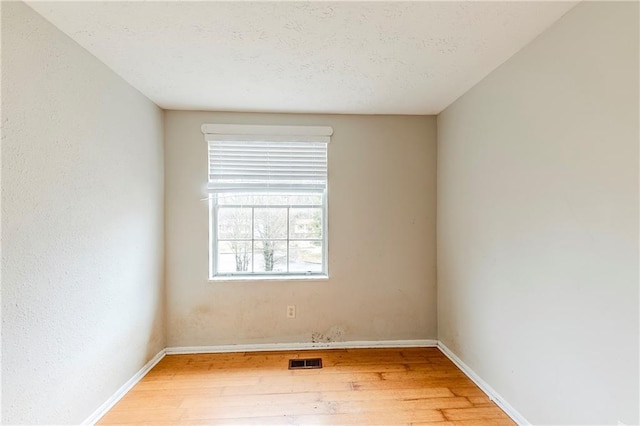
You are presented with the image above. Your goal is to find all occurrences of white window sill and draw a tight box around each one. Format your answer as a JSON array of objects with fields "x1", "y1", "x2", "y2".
[{"x1": 209, "y1": 274, "x2": 329, "y2": 283}]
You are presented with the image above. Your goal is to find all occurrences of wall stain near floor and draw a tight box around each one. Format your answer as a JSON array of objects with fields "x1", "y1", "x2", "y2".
[
  {"x1": 311, "y1": 325, "x2": 346, "y2": 343},
  {"x1": 171, "y1": 304, "x2": 219, "y2": 342}
]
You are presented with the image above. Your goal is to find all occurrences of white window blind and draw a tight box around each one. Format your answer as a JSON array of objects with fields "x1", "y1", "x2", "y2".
[
  {"x1": 203, "y1": 124, "x2": 332, "y2": 193},
  {"x1": 208, "y1": 140, "x2": 327, "y2": 192}
]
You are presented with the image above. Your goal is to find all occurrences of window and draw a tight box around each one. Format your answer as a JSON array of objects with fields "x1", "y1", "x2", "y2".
[{"x1": 202, "y1": 124, "x2": 332, "y2": 279}]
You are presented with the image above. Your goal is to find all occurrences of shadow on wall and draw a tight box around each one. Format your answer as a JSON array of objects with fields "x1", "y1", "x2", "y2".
[{"x1": 145, "y1": 301, "x2": 166, "y2": 360}]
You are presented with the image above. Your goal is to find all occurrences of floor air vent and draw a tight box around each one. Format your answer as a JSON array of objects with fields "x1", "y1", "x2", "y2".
[{"x1": 288, "y1": 358, "x2": 323, "y2": 370}]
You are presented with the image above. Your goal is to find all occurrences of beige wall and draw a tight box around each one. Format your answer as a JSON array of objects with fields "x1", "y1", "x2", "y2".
[
  {"x1": 165, "y1": 111, "x2": 437, "y2": 346},
  {"x1": 437, "y1": 2, "x2": 639, "y2": 424},
  {"x1": 1, "y1": 2, "x2": 165, "y2": 424}
]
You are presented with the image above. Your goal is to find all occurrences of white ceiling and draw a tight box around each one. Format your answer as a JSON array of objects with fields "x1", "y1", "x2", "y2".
[{"x1": 27, "y1": 1, "x2": 576, "y2": 115}]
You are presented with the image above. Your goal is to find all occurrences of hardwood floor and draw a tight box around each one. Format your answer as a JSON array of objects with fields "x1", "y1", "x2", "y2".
[{"x1": 98, "y1": 348, "x2": 515, "y2": 425}]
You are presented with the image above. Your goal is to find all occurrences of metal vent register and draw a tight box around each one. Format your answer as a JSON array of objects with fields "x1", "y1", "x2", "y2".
[{"x1": 288, "y1": 358, "x2": 323, "y2": 370}]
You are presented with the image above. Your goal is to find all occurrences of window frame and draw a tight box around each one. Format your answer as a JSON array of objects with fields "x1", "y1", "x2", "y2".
[
  {"x1": 208, "y1": 190, "x2": 328, "y2": 280},
  {"x1": 202, "y1": 124, "x2": 332, "y2": 281}
]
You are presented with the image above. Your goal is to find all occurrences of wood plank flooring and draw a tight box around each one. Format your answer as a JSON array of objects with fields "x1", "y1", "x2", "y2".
[{"x1": 98, "y1": 348, "x2": 515, "y2": 425}]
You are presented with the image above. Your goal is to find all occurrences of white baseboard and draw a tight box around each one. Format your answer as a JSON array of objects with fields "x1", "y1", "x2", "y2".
[
  {"x1": 165, "y1": 339, "x2": 438, "y2": 355},
  {"x1": 82, "y1": 349, "x2": 166, "y2": 426},
  {"x1": 437, "y1": 342, "x2": 529, "y2": 426}
]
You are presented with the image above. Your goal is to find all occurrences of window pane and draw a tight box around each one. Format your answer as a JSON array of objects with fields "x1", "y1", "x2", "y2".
[
  {"x1": 254, "y1": 208, "x2": 287, "y2": 239},
  {"x1": 289, "y1": 208, "x2": 322, "y2": 239},
  {"x1": 254, "y1": 241, "x2": 287, "y2": 272},
  {"x1": 217, "y1": 207, "x2": 251, "y2": 239},
  {"x1": 217, "y1": 192, "x2": 322, "y2": 206},
  {"x1": 283, "y1": 194, "x2": 323, "y2": 206},
  {"x1": 289, "y1": 241, "x2": 323, "y2": 273},
  {"x1": 217, "y1": 241, "x2": 252, "y2": 273},
  {"x1": 211, "y1": 190, "x2": 326, "y2": 277},
  {"x1": 216, "y1": 193, "x2": 261, "y2": 205}
]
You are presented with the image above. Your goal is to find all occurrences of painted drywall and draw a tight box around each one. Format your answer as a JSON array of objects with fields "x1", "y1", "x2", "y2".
[
  {"x1": 437, "y1": 2, "x2": 639, "y2": 425},
  {"x1": 1, "y1": 2, "x2": 165, "y2": 424},
  {"x1": 165, "y1": 111, "x2": 436, "y2": 346}
]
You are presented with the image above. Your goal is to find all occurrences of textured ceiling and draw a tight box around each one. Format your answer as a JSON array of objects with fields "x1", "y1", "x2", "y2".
[{"x1": 27, "y1": 1, "x2": 577, "y2": 115}]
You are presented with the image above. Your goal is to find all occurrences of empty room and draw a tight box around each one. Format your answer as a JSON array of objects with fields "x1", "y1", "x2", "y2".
[{"x1": 1, "y1": 1, "x2": 638, "y2": 425}]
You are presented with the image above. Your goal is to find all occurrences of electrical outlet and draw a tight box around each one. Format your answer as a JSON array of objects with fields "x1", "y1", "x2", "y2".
[{"x1": 287, "y1": 305, "x2": 296, "y2": 318}]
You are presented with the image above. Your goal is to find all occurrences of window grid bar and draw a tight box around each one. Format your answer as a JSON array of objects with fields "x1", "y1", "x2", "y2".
[
  {"x1": 217, "y1": 239, "x2": 322, "y2": 242},
  {"x1": 217, "y1": 204, "x2": 320, "y2": 209},
  {"x1": 216, "y1": 272, "x2": 325, "y2": 277}
]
